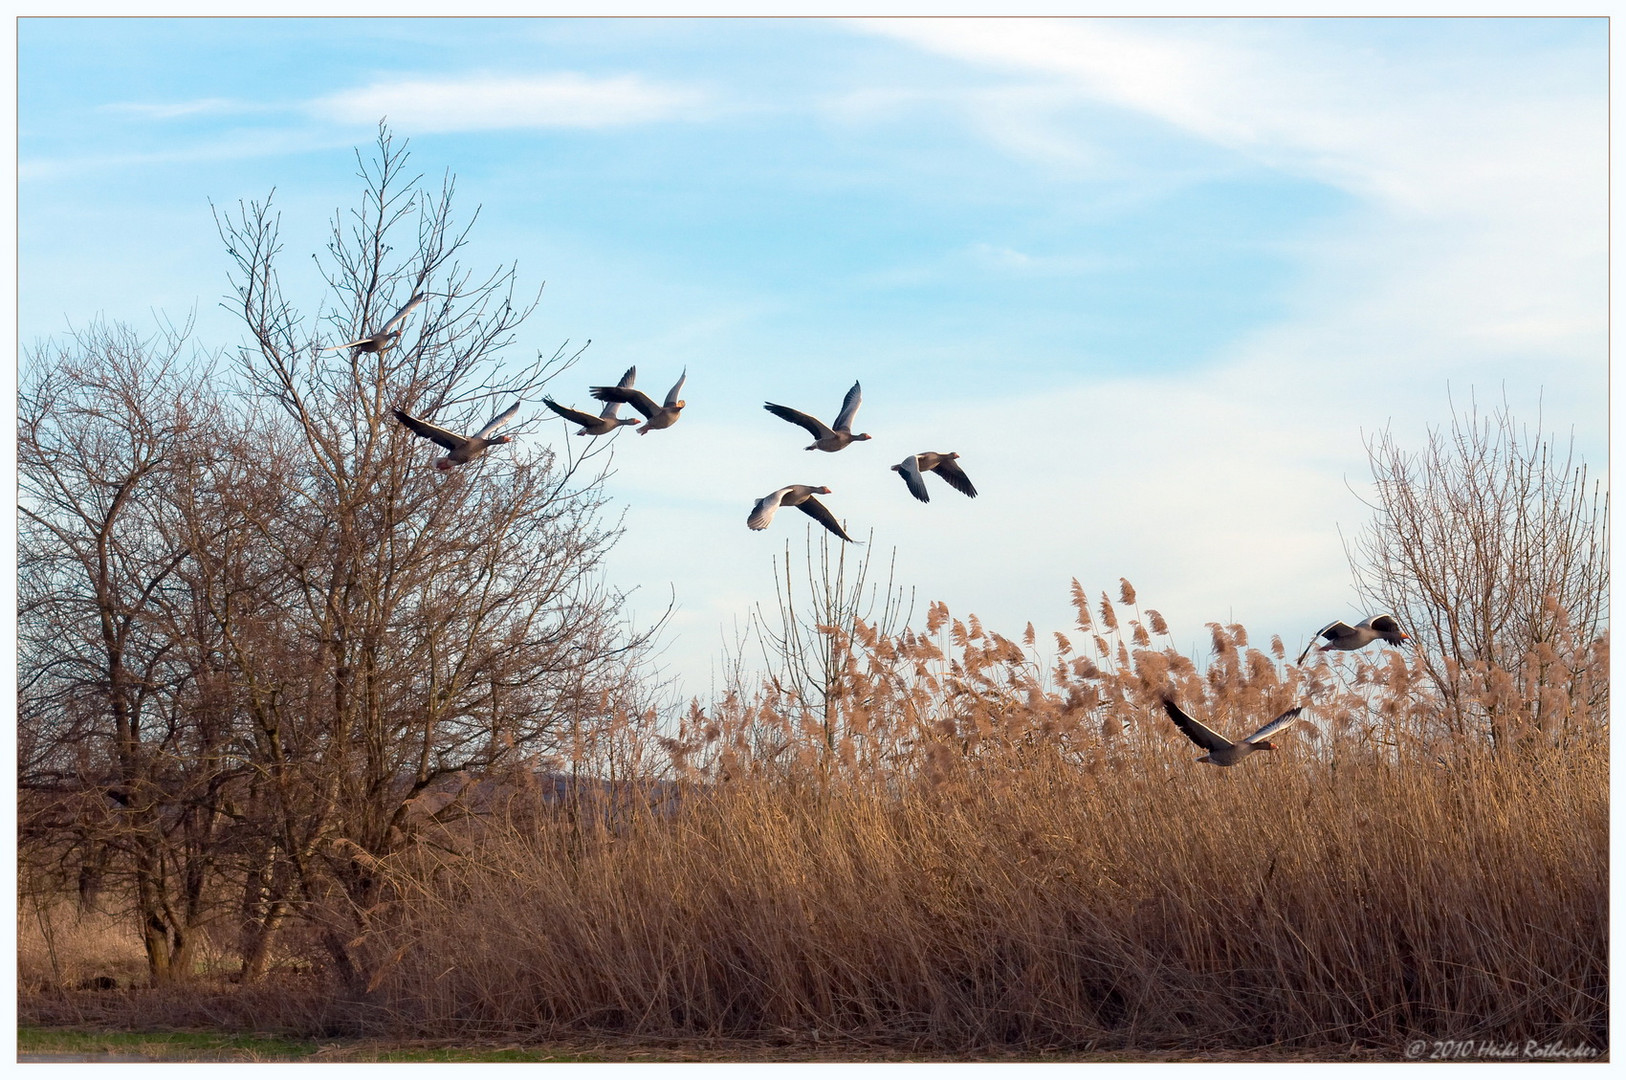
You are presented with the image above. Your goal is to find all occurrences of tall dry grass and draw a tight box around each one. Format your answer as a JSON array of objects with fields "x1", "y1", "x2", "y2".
[
  {"x1": 339, "y1": 582, "x2": 1606, "y2": 1053},
  {"x1": 364, "y1": 741, "x2": 1603, "y2": 1052},
  {"x1": 17, "y1": 898, "x2": 149, "y2": 993},
  {"x1": 19, "y1": 581, "x2": 1606, "y2": 1055}
]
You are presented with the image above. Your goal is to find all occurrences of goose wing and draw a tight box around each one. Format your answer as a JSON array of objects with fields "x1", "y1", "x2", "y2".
[
  {"x1": 474, "y1": 401, "x2": 521, "y2": 440},
  {"x1": 1244, "y1": 706, "x2": 1305, "y2": 744},
  {"x1": 747, "y1": 487, "x2": 794, "y2": 531},
  {"x1": 832, "y1": 380, "x2": 862, "y2": 433},
  {"x1": 796, "y1": 495, "x2": 855, "y2": 542},
  {"x1": 764, "y1": 403, "x2": 835, "y2": 440},
  {"x1": 379, "y1": 291, "x2": 428, "y2": 334},
  {"x1": 543, "y1": 398, "x2": 606, "y2": 427},
  {"x1": 1366, "y1": 614, "x2": 1408, "y2": 642},
  {"x1": 663, "y1": 369, "x2": 687, "y2": 408},
  {"x1": 393, "y1": 409, "x2": 466, "y2": 452},
  {"x1": 930, "y1": 456, "x2": 978, "y2": 498},
  {"x1": 1161, "y1": 696, "x2": 1233, "y2": 753},
  {"x1": 1296, "y1": 620, "x2": 1355, "y2": 663},
  {"x1": 599, "y1": 366, "x2": 637, "y2": 418},
  {"x1": 591, "y1": 385, "x2": 659, "y2": 418},
  {"x1": 894, "y1": 456, "x2": 930, "y2": 502},
  {"x1": 1317, "y1": 620, "x2": 1357, "y2": 641}
]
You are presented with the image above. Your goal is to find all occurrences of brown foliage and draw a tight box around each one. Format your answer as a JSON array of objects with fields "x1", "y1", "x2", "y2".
[{"x1": 192, "y1": 575, "x2": 1600, "y2": 1051}]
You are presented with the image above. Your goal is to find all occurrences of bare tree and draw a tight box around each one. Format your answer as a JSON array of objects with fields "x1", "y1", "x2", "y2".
[
  {"x1": 1347, "y1": 393, "x2": 1608, "y2": 747},
  {"x1": 751, "y1": 529, "x2": 913, "y2": 773},
  {"x1": 211, "y1": 125, "x2": 659, "y2": 990},
  {"x1": 20, "y1": 126, "x2": 663, "y2": 990},
  {"x1": 18, "y1": 317, "x2": 232, "y2": 984}
]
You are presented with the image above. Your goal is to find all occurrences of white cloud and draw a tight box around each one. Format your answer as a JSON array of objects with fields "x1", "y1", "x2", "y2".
[
  {"x1": 962, "y1": 241, "x2": 1115, "y2": 276},
  {"x1": 847, "y1": 18, "x2": 1604, "y2": 416},
  {"x1": 852, "y1": 240, "x2": 1113, "y2": 290},
  {"x1": 19, "y1": 128, "x2": 359, "y2": 181},
  {"x1": 31, "y1": 70, "x2": 711, "y2": 180},
  {"x1": 858, "y1": 19, "x2": 1258, "y2": 156},
  {"x1": 101, "y1": 98, "x2": 256, "y2": 120},
  {"x1": 311, "y1": 72, "x2": 710, "y2": 132},
  {"x1": 861, "y1": 19, "x2": 1604, "y2": 212}
]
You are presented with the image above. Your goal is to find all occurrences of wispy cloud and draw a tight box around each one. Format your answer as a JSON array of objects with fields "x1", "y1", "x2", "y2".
[
  {"x1": 856, "y1": 17, "x2": 1604, "y2": 391},
  {"x1": 101, "y1": 97, "x2": 262, "y2": 120},
  {"x1": 858, "y1": 19, "x2": 1261, "y2": 149},
  {"x1": 859, "y1": 18, "x2": 1603, "y2": 213},
  {"x1": 963, "y1": 241, "x2": 1112, "y2": 276},
  {"x1": 310, "y1": 72, "x2": 711, "y2": 132},
  {"x1": 858, "y1": 241, "x2": 1112, "y2": 289},
  {"x1": 20, "y1": 128, "x2": 358, "y2": 181},
  {"x1": 30, "y1": 70, "x2": 716, "y2": 180}
]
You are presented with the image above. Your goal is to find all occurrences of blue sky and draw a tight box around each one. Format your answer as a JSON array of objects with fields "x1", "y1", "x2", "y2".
[{"x1": 18, "y1": 16, "x2": 1608, "y2": 697}]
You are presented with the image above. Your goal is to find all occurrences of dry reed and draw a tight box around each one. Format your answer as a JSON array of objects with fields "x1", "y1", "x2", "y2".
[
  {"x1": 360, "y1": 741, "x2": 1602, "y2": 1053},
  {"x1": 346, "y1": 583, "x2": 1606, "y2": 1054},
  {"x1": 19, "y1": 582, "x2": 1607, "y2": 1056}
]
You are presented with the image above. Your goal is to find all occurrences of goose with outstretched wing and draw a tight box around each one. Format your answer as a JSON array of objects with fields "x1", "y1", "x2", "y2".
[
  {"x1": 591, "y1": 369, "x2": 686, "y2": 434},
  {"x1": 764, "y1": 380, "x2": 871, "y2": 452},
  {"x1": 329, "y1": 291, "x2": 429, "y2": 355},
  {"x1": 1295, "y1": 614, "x2": 1409, "y2": 665},
  {"x1": 892, "y1": 451, "x2": 978, "y2": 503},
  {"x1": 393, "y1": 401, "x2": 521, "y2": 470},
  {"x1": 747, "y1": 485, "x2": 856, "y2": 543},
  {"x1": 543, "y1": 366, "x2": 640, "y2": 436},
  {"x1": 1161, "y1": 696, "x2": 1305, "y2": 767}
]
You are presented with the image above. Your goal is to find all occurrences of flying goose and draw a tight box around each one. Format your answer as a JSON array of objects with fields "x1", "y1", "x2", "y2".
[
  {"x1": 591, "y1": 369, "x2": 686, "y2": 434},
  {"x1": 891, "y1": 451, "x2": 978, "y2": 503},
  {"x1": 1161, "y1": 696, "x2": 1305, "y2": 767},
  {"x1": 763, "y1": 381, "x2": 871, "y2": 452},
  {"x1": 543, "y1": 366, "x2": 640, "y2": 435},
  {"x1": 328, "y1": 291, "x2": 428, "y2": 355},
  {"x1": 393, "y1": 401, "x2": 521, "y2": 471},
  {"x1": 747, "y1": 485, "x2": 855, "y2": 542},
  {"x1": 1295, "y1": 614, "x2": 1410, "y2": 665}
]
